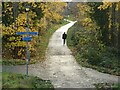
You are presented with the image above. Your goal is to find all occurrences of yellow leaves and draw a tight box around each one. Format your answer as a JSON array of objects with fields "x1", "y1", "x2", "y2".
[
  {"x1": 43, "y1": 8, "x2": 51, "y2": 19},
  {"x1": 2, "y1": 24, "x2": 15, "y2": 36},
  {"x1": 17, "y1": 42, "x2": 26, "y2": 47},
  {"x1": 98, "y1": 0, "x2": 119, "y2": 10},
  {"x1": 3, "y1": 2, "x2": 66, "y2": 58},
  {"x1": 108, "y1": 13, "x2": 112, "y2": 29},
  {"x1": 77, "y1": 3, "x2": 91, "y2": 16},
  {"x1": 16, "y1": 13, "x2": 26, "y2": 26},
  {"x1": 41, "y1": 3, "x2": 46, "y2": 10},
  {"x1": 18, "y1": 50, "x2": 22, "y2": 56},
  {"x1": 18, "y1": 48, "x2": 25, "y2": 56},
  {"x1": 31, "y1": 2, "x2": 37, "y2": 8},
  {"x1": 84, "y1": 18, "x2": 92, "y2": 23},
  {"x1": 77, "y1": 3, "x2": 99, "y2": 31},
  {"x1": 81, "y1": 18, "x2": 92, "y2": 26},
  {"x1": 30, "y1": 27, "x2": 37, "y2": 32},
  {"x1": 116, "y1": 3, "x2": 119, "y2": 10},
  {"x1": 29, "y1": 43, "x2": 35, "y2": 51},
  {"x1": 2, "y1": 25, "x2": 7, "y2": 36},
  {"x1": 29, "y1": 11, "x2": 37, "y2": 19},
  {"x1": 42, "y1": 2, "x2": 65, "y2": 23},
  {"x1": 81, "y1": 17, "x2": 98, "y2": 31},
  {"x1": 98, "y1": 2, "x2": 112, "y2": 10},
  {"x1": 9, "y1": 42, "x2": 26, "y2": 47},
  {"x1": 16, "y1": 11, "x2": 37, "y2": 32},
  {"x1": 52, "y1": 13, "x2": 62, "y2": 22},
  {"x1": 8, "y1": 7, "x2": 12, "y2": 12},
  {"x1": 116, "y1": 2, "x2": 120, "y2": 11},
  {"x1": 9, "y1": 37, "x2": 15, "y2": 41},
  {"x1": 39, "y1": 17, "x2": 47, "y2": 30},
  {"x1": 18, "y1": 26, "x2": 26, "y2": 32}
]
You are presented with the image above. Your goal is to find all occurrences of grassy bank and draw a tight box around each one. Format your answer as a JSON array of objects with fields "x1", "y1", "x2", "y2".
[
  {"x1": 67, "y1": 22, "x2": 119, "y2": 76},
  {"x1": 94, "y1": 83, "x2": 120, "y2": 90},
  {"x1": 2, "y1": 72, "x2": 54, "y2": 89},
  {"x1": 2, "y1": 20, "x2": 68, "y2": 65}
]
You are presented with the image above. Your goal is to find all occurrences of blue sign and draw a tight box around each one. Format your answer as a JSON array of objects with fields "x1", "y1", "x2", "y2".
[
  {"x1": 16, "y1": 32, "x2": 26, "y2": 35},
  {"x1": 28, "y1": 32, "x2": 38, "y2": 35},
  {"x1": 22, "y1": 37, "x2": 32, "y2": 41},
  {"x1": 16, "y1": 32, "x2": 38, "y2": 35}
]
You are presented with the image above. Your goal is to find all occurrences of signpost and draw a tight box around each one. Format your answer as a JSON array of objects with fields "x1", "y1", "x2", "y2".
[
  {"x1": 16, "y1": 31, "x2": 38, "y2": 78},
  {"x1": 22, "y1": 37, "x2": 32, "y2": 41},
  {"x1": 16, "y1": 5, "x2": 38, "y2": 78}
]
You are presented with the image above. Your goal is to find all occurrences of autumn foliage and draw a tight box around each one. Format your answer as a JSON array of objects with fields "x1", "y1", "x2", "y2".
[{"x1": 2, "y1": 2, "x2": 66, "y2": 59}]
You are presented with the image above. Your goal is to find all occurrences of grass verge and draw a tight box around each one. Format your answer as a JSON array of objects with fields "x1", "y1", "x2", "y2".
[
  {"x1": 94, "y1": 83, "x2": 120, "y2": 90},
  {"x1": 2, "y1": 59, "x2": 35, "y2": 66},
  {"x1": 2, "y1": 72, "x2": 54, "y2": 89}
]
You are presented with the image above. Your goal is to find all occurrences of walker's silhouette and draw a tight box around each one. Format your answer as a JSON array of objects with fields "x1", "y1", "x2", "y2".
[{"x1": 62, "y1": 32, "x2": 67, "y2": 45}]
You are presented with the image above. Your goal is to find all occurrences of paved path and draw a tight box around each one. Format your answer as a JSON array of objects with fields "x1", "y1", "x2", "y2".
[{"x1": 3, "y1": 21, "x2": 119, "y2": 88}]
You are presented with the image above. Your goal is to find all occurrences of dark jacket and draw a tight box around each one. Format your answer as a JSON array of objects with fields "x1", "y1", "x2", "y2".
[{"x1": 62, "y1": 33, "x2": 67, "y2": 39}]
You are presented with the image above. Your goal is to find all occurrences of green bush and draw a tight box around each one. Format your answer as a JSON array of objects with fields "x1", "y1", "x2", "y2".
[
  {"x1": 94, "y1": 83, "x2": 120, "y2": 90},
  {"x1": 67, "y1": 22, "x2": 120, "y2": 75}
]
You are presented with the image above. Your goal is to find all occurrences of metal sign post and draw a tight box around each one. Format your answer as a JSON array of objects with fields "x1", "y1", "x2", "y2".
[{"x1": 16, "y1": 6, "x2": 38, "y2": 78}]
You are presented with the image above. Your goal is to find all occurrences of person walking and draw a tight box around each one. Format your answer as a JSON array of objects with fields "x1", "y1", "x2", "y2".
[{"x1": 62, "y1": 32, "x2": 67, "y2": 45}]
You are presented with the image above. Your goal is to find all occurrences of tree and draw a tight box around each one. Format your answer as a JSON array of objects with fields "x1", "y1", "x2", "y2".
[
  {"x1": 118, "y1": 2, "x2": 120, "y2": 51},
  {"x1": 2, "y1": 2, "x2": 66, "y2": 59}
]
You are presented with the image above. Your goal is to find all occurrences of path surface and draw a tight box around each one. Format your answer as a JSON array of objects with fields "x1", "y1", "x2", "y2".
[{"x1": 3, "y1": 21, "x2": 119, "y2": 88}]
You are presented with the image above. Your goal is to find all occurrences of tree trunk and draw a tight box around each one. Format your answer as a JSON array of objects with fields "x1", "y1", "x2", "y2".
[
  {"x1": 111, "y1": 3, "x2": 117, "y2": 48},
  {"x1": 13, "y1": 2, "x2": 18, "y2": 58},
  {"x1": 13, "y1": 2, "x2": 18, "y2": 22},
  {"x1": 118, "y1": 2, "x2": 120, "y2": 51}
]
